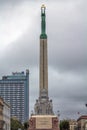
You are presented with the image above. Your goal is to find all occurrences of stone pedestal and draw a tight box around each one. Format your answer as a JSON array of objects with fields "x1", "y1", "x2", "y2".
[{"x1": 28, "y1": 115, "x2": 59, "y2": 130}]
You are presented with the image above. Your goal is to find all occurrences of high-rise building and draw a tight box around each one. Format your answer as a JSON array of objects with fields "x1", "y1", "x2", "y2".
[{"x1": 0, "y1": 70, "x2": 29, "y2": 123}]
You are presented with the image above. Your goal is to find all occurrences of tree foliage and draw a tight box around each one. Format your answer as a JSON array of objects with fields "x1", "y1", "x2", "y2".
[
  {"x1": 11, "y1": 118, "x2": 24, "y2": 130},
  {"x1": 24, "y1": 121, "x2": 29, "y2": 130},
  {"x1": 60, "y1": 120, "x2": 69, "y2": 130}
]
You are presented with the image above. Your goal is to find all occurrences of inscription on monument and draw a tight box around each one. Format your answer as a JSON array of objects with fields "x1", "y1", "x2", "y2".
[{"x1": 36, "y1": 117, "x2": 52, "y2": 129}]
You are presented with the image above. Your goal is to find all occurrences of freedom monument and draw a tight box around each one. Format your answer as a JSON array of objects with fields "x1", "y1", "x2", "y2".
[{"x1": 28, "y1": 5, "x2": 59, "y2": 130}]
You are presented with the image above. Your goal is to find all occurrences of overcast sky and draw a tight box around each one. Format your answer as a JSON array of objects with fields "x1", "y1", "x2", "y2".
[{"x1": 0, "y1": 0, "x2": 87, "y2": 120}]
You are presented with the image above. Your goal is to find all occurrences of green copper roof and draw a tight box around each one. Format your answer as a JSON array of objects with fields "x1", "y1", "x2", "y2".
[{"x1": 40, "y1": 5, "x2": 47, "y2": 39}]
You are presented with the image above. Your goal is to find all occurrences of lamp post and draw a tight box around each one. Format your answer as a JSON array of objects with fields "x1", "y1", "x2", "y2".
[
  {"x1": 57, "y1": 110, "x2": 60, "y2": 130},
  {"x1": 31, "y1": 110, "x2": 33, "y2": 116},
  {"x1": 57, "y1": 110, "x2": 60, "y2": 117}
]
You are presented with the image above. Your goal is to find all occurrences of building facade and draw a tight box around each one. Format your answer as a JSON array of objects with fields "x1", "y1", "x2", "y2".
[
  {"x1": 0, "y1": 70, "x2": 29, "y2": 123},
  {"x1": 0, "y1": 97, "x2": 10, "y2": 130},
  {"x1": 0, "y1": 97, "x2": 4, "y2": 130},
  {"x1": 77, "y1": 115, "x2": 87, "y2": 130},
  {"x1": 3, "y1": 101, "x2": 10, "y2": 130},
  {"x1": 69, "y1": 119, "x2": 77, "y2": 130}
]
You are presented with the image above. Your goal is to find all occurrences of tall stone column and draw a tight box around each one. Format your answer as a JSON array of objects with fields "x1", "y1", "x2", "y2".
[
  {"x1": 28, "y1": 5, "x2": 59, "y2": 130},
  {"x1": 40, "y1": 39, "x2": 48, "y2": 98},
  {"x1": 34, "y1": 5, "x2": 53, "y2": 115},
  {"x1": 39, "y1": 5, "x2": 48, "y2": 99}
]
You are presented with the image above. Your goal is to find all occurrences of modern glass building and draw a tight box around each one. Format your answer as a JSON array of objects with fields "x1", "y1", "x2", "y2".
[{"x1": 0, "y1": 70, "x2": 29, "y2": 123}]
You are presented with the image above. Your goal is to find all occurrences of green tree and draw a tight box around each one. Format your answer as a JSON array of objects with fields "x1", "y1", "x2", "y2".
[
  {"x1": 11, "y1": 117, "x2": 24, "y2": 130},
  {"x1": 24, "y1": 121, "x2": 29, "y2": 130},
  {"x1": 60, "y1": 120, "x2": 69, "y2": 130}
]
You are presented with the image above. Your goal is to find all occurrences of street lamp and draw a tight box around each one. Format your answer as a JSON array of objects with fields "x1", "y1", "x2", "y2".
[
  {"x1": 31, "y1": 110, "x2": 33, "y2": 116},
  {"x1": 57, "y1": 110, "x2": 60, "y2": 130},
  {"x1": 57, "y1": 110, "x2": 60, "y2": 117}
]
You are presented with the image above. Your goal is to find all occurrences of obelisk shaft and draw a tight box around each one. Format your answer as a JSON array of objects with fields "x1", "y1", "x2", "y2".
[
  {"x1": 39, "y1": 5, "x2": 48, "y2": 98},
  {"x1": 40, "y1": 39, "x2": 48, "y2": 97},
  {"x1": 34, "y1": 5, "x2": 53, "y2": 115}
]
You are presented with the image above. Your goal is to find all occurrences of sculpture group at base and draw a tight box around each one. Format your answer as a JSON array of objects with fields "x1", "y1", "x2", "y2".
[{"x1": 34, "y1": 98, "x2": 53, "y2": 115}]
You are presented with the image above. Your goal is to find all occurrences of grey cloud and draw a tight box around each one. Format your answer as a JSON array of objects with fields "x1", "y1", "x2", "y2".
[
  {"x1": 0, "y1": 0, "x2": 87, "y2": 119},
  {"x1": 47, "y1": 1, "x2": 87, "y2": 72},
  {"x1": 51, "y1": 22, "x2": 86, "y2": 73}
]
